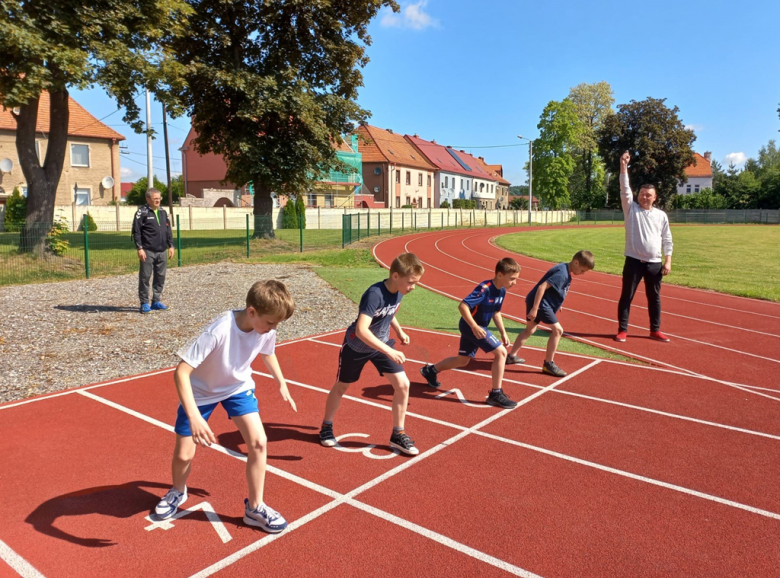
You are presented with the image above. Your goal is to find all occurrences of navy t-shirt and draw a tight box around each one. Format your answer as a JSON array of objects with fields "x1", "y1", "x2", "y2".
[
  {"x1": 345, "y1": 281, "x2": 402, "y2": 353},
  {"x1": 461, "y1": 280, "x2": 506, "y2": 329},
  {"x1": 525, "y1": 263, "x2": 572, "y2": 314}
]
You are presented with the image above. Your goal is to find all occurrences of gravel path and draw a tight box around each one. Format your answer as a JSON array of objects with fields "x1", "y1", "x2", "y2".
[{"x1": 0, "y1": 263, "x2": 357, "y2": 403}]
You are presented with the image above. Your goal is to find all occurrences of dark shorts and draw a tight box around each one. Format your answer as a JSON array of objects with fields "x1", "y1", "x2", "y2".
[
  {"x1": 337, "y1": 340, "x2": 404, "y2": 384},
  {"x1": 174, "y1": 389, "x2": 258, "y2": 436},
  {"x1": 459, "y1": 327, "x2": 502, "y2": 358},
  {"x1": 526, "y1": 301, "x2": 558, "y2": 325}
]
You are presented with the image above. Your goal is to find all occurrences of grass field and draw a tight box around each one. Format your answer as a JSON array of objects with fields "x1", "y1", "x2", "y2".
[
  {"x1": 494, "y1": 225, "x2": 780, "y2": 302},
  {"x1": 316, "y1": 266, "x2": 632, "y2": 362}
]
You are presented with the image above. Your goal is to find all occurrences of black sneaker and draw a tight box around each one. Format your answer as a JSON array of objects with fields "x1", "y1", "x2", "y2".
[
  {"x1": 389, "y1": 431, "x2": 419, "y2": 456},
  {"x1": 506, "y1": 354, "x2": 525, "y2": 365},
  {"x1": 486, "y1": 389, "x2": 517, "y2": 409},
  {"x1": 319, "y1": 424, "x2": 336, "y2": 447},
  {"x1": 542, "y1": 361, "x2": 567, "y2": 378},
  {"x1": 420, "y1": 364, "x2": 441, "y2": 388}
]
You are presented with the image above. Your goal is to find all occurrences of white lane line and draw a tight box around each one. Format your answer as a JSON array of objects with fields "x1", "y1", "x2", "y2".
[
  {"x1": 474, "y1": 430, "x2": 780, "y2": 522},
  {"x1": 311, "y1": 334, "x2": 780, "y2": 441},
  {"x1": 0, "y1": 538, "x2": 46, "y2": 578},
  {"x1": 451, "y1": 235, "x2": 780, "y2": 338},
  {"x1": 511, "y1": 361, "x2": 601, "y2": 409}
]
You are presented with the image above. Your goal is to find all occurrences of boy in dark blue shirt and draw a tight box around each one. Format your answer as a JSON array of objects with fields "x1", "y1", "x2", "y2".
[
  {"x1": 420, "y1": 258, "x2": 521, "y2": 409},
  {"x1": 507, "y1": 250, "x2": 594, "y2": 377},
  {"x1": 319, "y1": 253, "x2": 425, "y2": 455}
]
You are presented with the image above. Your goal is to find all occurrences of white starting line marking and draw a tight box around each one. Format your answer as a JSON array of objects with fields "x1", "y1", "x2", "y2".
[
  {"x1": 145, "y1": 501, "x2": 232, "y2": 543},
  {"x1": 0, "y1": 538, "x2": 46, "y2": 578}
]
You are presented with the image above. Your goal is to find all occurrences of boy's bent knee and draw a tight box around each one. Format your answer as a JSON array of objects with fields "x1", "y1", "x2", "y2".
[
  {"x1": 551, "y1": 325, "x2": 564, "y2": 336},
  {"x1": 494, "y1": 345, "x2": 507, "y2": 359},
  {"x1": 246, "y1": 436, "x2": 267, "y2": 455},
  {"x1": 456, "y1": 356, "x2": 471, "y2": 367},
  {"x1": 332, "y1": 381, "x2": 351, "y2": 394}
]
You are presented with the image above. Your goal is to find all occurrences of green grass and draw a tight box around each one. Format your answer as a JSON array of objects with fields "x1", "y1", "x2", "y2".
[
  {"x1": 316, "y1": 266, "x2": 633, "y2": 362},
  {"x1": 494, "y1": 225, "x2": 780, "y2": 302}
]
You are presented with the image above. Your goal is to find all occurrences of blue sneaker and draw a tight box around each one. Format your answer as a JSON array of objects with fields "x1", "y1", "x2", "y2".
[
  {"x1": 151, "y1": 301, "x2": 169, "y2": 311},
  {"x1": 140, "y1": 303, "x2": 152, "y2": 314},
  {"x1": 243, "y1": 499, "x2": 287, "y2": 533}
]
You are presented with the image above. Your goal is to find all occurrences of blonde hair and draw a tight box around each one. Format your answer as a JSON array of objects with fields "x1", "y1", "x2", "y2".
[
  {"x1": 246, "y1": 280, "x2": 295, "y2": 320},
  {"x1": 390, "y1": 253, "x2": 425, "y2": 277},
  {"x1": 573, "y1": 250, "x2": 595, "y2": 270},
  {"x1": 495, "y1": 257, "x2": 520, "y2": 275}
]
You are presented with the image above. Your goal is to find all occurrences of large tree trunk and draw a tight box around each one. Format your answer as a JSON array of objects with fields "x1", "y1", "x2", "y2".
[
  {"x1": 16, "y1": 88, "x2": 69, "y2": 253},
  {"x1": 585, "y1": 151, "x2": 592, "y2": 201},
  {"x1": 252, "y1": 183, "x2": 275, "y2": 238}
]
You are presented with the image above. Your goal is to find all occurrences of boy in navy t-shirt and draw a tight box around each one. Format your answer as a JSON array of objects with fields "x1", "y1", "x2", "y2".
[
  {"x1": 319, "y1": 253, "x2": 425, "y2": 455},
  {"x1": 507, "y1": 250, "x2": 594, "y2": 377},
  {"x1": 420, "y1": 258, "x2": 521, "y2": 409}
]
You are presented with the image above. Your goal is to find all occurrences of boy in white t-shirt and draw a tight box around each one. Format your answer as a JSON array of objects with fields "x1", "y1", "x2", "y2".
[{"x1": 152, "y1": 280, "x2": 297, "y2": 533}]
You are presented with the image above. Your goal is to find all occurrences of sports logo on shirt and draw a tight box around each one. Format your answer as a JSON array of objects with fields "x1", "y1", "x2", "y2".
[{"x1": 374, "y1": 303, "x2": 401, "y2": 318}]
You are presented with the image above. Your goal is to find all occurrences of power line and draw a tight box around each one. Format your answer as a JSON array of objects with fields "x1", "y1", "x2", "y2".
[
  {"x1": 122, "y1": 150, "x2": 182, "y2": 164},
  {"x1": 449, "y1": 143, "x2": 527, "y2": 149}
]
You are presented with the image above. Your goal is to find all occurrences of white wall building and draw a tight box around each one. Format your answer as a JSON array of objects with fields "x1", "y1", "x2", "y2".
[{"x1": 677, "y1": 152, "x2": 713, "y2": 195}]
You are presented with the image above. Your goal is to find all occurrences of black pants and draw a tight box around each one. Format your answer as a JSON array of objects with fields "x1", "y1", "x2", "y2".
[
  {"x1": 617, "y1": 256, "x2": 663, "y2": 332},
  {"x1": 138, "y1": 250, "x2": 167, "y2": 305}
]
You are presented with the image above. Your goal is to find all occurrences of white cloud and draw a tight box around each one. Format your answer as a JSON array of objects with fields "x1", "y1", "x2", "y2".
[
  {"x1": 723, "y1": 152, "x2": 747, "y2": 167},
  {"x1": 380, "y1": 1, "x2": 439, "y2": 30},
  {"x1": 120, "y1": 167, "x2": 134, "y2": 178},
  {"x1": 685, "y1": 124, "x2": 704, "y2": 132}
]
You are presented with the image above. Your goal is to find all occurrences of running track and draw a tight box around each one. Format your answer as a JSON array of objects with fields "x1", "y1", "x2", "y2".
[{"x1": 1, "y1": 226, "x2": 779, "y2": 577}]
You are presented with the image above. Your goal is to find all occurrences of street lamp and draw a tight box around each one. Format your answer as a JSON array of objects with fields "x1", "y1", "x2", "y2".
[{"x1": 517, "y1": 135, "x2": 533, "y2": 225}]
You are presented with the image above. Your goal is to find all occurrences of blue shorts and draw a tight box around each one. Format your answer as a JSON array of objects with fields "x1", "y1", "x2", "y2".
[
  {"x1": 336, "y1": 339, "x2": 404, "y2": 384},
  {"x1": 526, "y1": 301, "x2": 558, "y2": 325},
  {"x1": 459, "y1": 327, "x2": 502, "y2": 358},
  {"x1": 174, "y1": 389, "x2": 259, "y2": 436}
]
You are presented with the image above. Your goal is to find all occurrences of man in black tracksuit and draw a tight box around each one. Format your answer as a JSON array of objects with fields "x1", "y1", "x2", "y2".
[{"x1": 132, "y1": 188, "x2": 174, "y2": 314}]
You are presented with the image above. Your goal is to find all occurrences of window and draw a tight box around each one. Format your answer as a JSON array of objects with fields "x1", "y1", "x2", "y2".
[
  {"x1": 418, "y1": 197, "x2": 423, "y2": 208},
  {"x1": 74, "y1": 186, "x2": 90, "y2": 205},
  {"x1": 694, "y1": 185, "x2": 700, "y2": 193},
  {"x1": 21, "y1": 185, "x2": 28, "y2": 197},
  {"x1": 396, "y1": 197, "x2": 400, "y2": 208},
  {"x1": 406, "y1": 196, "x2": 411, "y2": 205},
  {"x1": 418, "y1": 173, "x2": 422, "y2": 186},
  {"x1": 467, "y1": 181, "x2": 470, "y2": 190},
  {"x1": 374, "y1": 167, "x2": 382, "y2": 175},
  {"x1": 460, "y1": 178, "x2": 463, "y2": 189},
  {"x1": 405, "y1": 171, "x2": 411, "y2": 185},
  {"x1": 272, "y1": 195, "x2": 280, "y2": 208},
  {"x1": 427, "y1": 175, "x2": 431, "y2": 186},
  {"x1": 480, "y1": 183, "x2": 485, "y2": 192},
  {"x1": 427, "y1": 198, "x2": 431, "y2": 208},
  {"x1": 686, "y1": 185, "x2": 692, "y2": 194},
  {"x1": 395, "y1": 171, "x2": 400, "y2": 183},
  {"x1": 444, "y1": 176, "x2": 448, "y2": 188},
  {"x1": 325, "y1": 193, "x2": 334, "y2": 208},
  {"x1": 307, "y1": 192, "x2": 317, "y2": 207},
  {"x1": 70, "y1": 144, "x2": 90, "y2": 167}
]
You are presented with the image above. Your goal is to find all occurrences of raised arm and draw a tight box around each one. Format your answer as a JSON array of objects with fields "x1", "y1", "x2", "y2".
[{"x1": 619, "y1": 151, "x2": 633, "y2": 215}]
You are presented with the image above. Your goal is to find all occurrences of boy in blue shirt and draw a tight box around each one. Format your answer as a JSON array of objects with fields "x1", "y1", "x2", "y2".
[
  {"x1": 319, "y1": 253, "x2": 425, "y2": 456},
  {"x1": 506, "y1": 250, "x2": 595, "y2": 377},
  {"x1": 420, "y1": 258, "x2": 521, "y2": 409}
]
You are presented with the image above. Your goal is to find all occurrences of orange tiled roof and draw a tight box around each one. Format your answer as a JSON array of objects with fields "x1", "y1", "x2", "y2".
[
  {"x1": 0, "y1": 92, "x2": 125, "y2": 141},
  {"x1": 685, "y1": 153, "x2": 712, "y2": 178},
  {"x1": 357, "y1": 125, "x2": 435, "y2": 171},
  {"x1": 473, "y1": 157, "x2": 511, "y2": 186}
]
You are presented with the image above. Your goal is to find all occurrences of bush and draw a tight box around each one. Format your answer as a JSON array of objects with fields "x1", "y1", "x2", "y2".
[
  {"x1": 440, "y1": 200, "x2": 451, "y2": 209},
  {"x1": 78, "y1": 212, "x2": 98, "y2": 232},
  {"x1": 281, "y1": 199, "x2": 298, "y2": 229},
  {"x1": 452, "y1": 199, "x2": 477, "y2": 209},
  {"x1": 401, "y1": 204, "x2": 414, "y2": 209},
  {"x1": 46, "y1": 218, "x2": 70, "y2": 256},
  {"x1": 672, "y1": 188, "x2": 728, "y2": 209},
  {"x1": 4, "y1": 188, "x2": 27, "y2": 232},
  {"x1": 295, "y1": 194, "x2": 306, "y2": 229}
]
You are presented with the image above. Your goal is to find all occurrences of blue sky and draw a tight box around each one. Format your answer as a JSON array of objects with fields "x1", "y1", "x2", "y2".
[{"x1": 74, "y1": 0, "x2": 780, "y2": 186}]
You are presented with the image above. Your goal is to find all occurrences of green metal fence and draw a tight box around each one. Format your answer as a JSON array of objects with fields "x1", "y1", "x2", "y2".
[{"x1": 570, "y1": 209, "x2": 780, "y2": 225}]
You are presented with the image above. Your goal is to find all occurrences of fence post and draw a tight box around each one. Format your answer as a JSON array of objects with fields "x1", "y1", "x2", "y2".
[
  {"x1": 390, "y1": 207, "x2": 393, "y2": 235},
  {"x1": 83, "y1": 214, "x2": 90, "y2": 279},
  {"x1": 176, "y1": 215, "x2": 182, "y2": 267},
  {"x1": 223, "y1": 206, "x2": 227, "y2": 229},
  {"x1": 402, "y1": 211, "x2": 405, "y2": 231},
  {"x1": 246, "y1": 213, "x2": 250, "y2": 258},
  {"x1": 378, "y1": 212, "x2": 381, "y2": 236},
  {"x1": 577, "y1": 211, "x2": 580, "y2": 225},
  {"x1": 470, "y1": 210, "x2": 473, "y2": 228},
  {"x1": 341, "y1": 214, "x2": 346, "y2": 248},
  {"x1": 116, "y1": 203, "x2": 121, "y2": 232},
  {"x1": 299, "y1": 208, "x2": 303, "y2": 252},
  {"x1": 414, "y1": 211, "x2": 417, "y2": 231},
  {"x1": 611, "y1": 211, "x2": 614, "y2": 225},
  {"x1": 357, "y1": 212, "x2": 361, "y2": 241},
  {"x1": 188, "y1": 205, "x2": 193, "y2": 230}
]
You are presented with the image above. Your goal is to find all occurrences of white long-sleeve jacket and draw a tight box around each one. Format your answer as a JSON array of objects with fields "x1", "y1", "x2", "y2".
[{"x1": 620, "y1": 173, "x2": 673, "y2": 263}]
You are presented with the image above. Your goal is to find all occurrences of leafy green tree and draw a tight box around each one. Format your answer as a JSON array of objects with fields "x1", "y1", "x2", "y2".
[
  {"x1": 568, "y1": 82, "x2": 614, "y2": 202},
  {"x1": 78, "y1": 212, "x2": 98, "y2": 231},
  {"x1": 295, "y1": 194, "x2": 306, "y2": 229},
  {"x1": 171, "y1": 0, "x2": 397, "y2": 237},
  {"x1": 672, "y1": 188, "x2": 727, "y2": 209},
  {"x1": 439, "y1": 199, "x2": 450, "y2": 209},
  {"x1": 4, "y1": 188, "x2": 27, "y2": 232},
  {"x1": 509, "y1": 197, "x2": 528, "y2": 210},
  {"x1": 0, "y1": 0, "x2": 190, "y2": 251},
  {"x1": 569, "y1": 155, "x2": 607, "y2": 210},
  {"x1": 598, "y1": 97, "x2": 696, "y2": 208},
  {"x1": 125, "y1": 176, "x2": 172, "y2": 206},
  {"x1": 532, "y1": 99, "x2": 582, "y2": 209},
  {"x1": 281, "y1": 199, "x2": 298, "y2": 229}
]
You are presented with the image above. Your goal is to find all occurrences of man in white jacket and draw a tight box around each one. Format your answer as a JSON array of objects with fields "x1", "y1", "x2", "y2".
[{"x1": 616, "y1": 151, "x2": 673, "y2": 343}]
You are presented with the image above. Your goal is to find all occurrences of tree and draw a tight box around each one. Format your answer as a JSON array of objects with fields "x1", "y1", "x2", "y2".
[
  {"x1": 509, "y1": 197, "x2": 528, "y2": 210},
  {"x1": 532, "y1": 99, "x2": 583, "y2": 209},
  {"x1": 0, "y1": 0, "x2": 190, "y2": 251},
  {"x1": 439, "y1": 199, "x2": 450, "y2": 209},
  {"x1": 4, "y1": 188, "x2": 27, "y2": 232},
  {"x1": 672, "y1": 188, "x2": 727, "y2": 209},
  {"x1": 295, "y1": 194, "x2": 306, "y2": 229},
  {"x1": 170, "y1": 0, "x2": 397, "y2": 237},
  {"x1": 125, "y1": 176, "x2": 175, "y2": 206},
  {"x1": 598, "y1": 97, "x2": 695, "y2": 208},
  {"x1": 568, "y1": 82, "x2": 614, "y2": 202},
  {"x1": 281, "y1": 199, "x2": 298, "y2": 229}
]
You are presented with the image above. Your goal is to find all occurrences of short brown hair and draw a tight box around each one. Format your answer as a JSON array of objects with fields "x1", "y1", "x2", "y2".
[
  {"x1": 390, "y1": 253, "x2": 424, "y2": 277},
  {"x1": 246, "y1": 280, "x2": 295, "y2": 320},
  {"x1": 639, "y1": 184, "x2": 657, "y2": 194},
  {"x1": 495, "y1": 257, "x2": 520, "y2": 275},
  {"x1": 573, "y1": 250, "x2": 595, "y2": 270}
]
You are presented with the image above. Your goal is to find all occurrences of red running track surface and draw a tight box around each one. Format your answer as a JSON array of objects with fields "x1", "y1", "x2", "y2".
[{"x1": 1, "y1": 325, "x2": 779, "y2": 577}]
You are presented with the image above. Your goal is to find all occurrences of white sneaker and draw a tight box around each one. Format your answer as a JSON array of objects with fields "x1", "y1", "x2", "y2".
[
  {"x1": 243, "y1": 499, "x2": 288, "y2": 533},
  {"x1": 154, "y1": 487, "x2": 187, "y2": 519}
]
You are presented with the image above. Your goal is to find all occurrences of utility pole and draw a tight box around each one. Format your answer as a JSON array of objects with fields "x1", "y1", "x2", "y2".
[
  {"x1": 145, "y1": 89, "x2": 153, "y2": 188},
  {"x1": 162, "y1": 102, "x2": 174, "y2": 215},
  {"x1": 528, "y1": 140, "x2": 533, "y2": 225}
]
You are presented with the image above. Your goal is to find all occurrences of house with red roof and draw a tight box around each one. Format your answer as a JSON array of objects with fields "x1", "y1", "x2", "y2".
[
  {"x1": 473, "y1": 156, "x2": 512, "y2": 208},
  {"x1": 358, "y1": 125, "x2": 435, "y2": 209},
  {"x1": 677, "y1": 152, "x2": 713, "y2": 195},
  {"x1": 0, "y1": 93, "x2": 125, "y2": 205}
]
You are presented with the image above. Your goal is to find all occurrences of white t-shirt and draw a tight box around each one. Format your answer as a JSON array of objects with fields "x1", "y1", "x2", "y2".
[{"x1": 178, "y1": 310, "x2": 276, "y2": 405}]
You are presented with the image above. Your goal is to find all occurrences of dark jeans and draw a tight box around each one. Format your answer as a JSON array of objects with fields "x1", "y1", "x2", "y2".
[
  {"x1": 617, "y1": 256, "x2": 663, "y2": 332},
  {"x1": 139, "y1": 250, "x2": 167, "y2": 304}
]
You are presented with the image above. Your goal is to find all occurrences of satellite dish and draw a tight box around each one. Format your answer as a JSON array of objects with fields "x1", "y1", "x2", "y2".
[
  {"x1": 101, "y1": 176, "x2": 115, "y2": 189},
  {"x1": 373, "y1": 186, "x2": 380, "y2": 193},
  {"x1": 11, "y1": 107, "x2": 20, "y2": 116},
  {"x1": 0, "y1": 158, "x2": 13, "y2": 173}
]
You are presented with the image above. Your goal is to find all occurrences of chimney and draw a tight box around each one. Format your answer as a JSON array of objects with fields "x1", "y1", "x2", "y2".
[
  {"x1": 387, "y1": 128, "x2": 393, "y2": 134},
  {"x1": 413, "y1": 134, "x2": 418, "y2": 138},
  {"x1": 479, "y1": 156, "x2": 485, "y2": 161},
  {"x1": 431, "y1": 139, "x2": 436, "y2": 144},
  {"x1": 703, "y1": 151, "x2": 712, "y2": 162}
]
